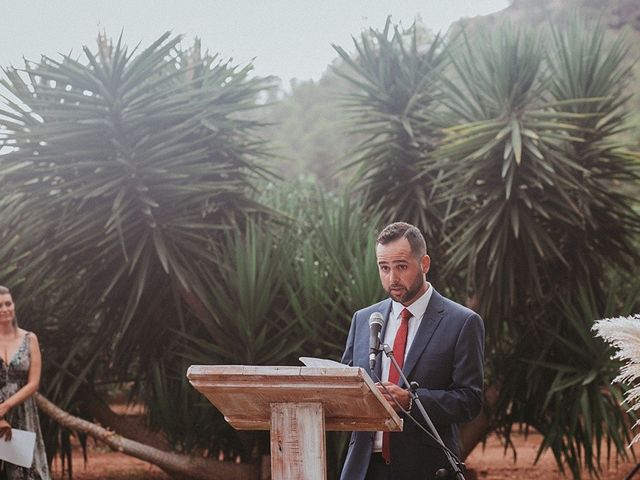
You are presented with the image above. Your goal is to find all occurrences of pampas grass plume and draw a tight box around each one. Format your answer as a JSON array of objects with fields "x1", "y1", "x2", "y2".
[{"x1": 593, "y1": 314, "x2": 640, "y2": 446}]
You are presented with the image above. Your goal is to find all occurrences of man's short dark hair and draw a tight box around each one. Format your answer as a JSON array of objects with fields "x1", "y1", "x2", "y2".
[{"x1": 376, "y1": 222, "x2": 427, "y2": 258}]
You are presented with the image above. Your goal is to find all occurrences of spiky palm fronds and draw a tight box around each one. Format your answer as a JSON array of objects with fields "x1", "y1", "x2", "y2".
[
  {"x1": 437, "y1": 20, "x2": 640, "y2": 478},
  {"x1": 434, "y1": 21, "x2": 640, "y2": 338},
  {"x1": 332, "y1": 18, "x2": 449, "y2": 248},
  {"x1": 495, "y1": 277, "x2": 640, "y2": 478},
  {"x1": 0, "y1": 32, "x2": 275, "y2": 363},
  {"x1": 0, "y1": 32, "x2": 277, "y2": 459}
]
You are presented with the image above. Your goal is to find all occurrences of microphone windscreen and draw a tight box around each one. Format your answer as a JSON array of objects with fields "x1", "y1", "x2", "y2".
[{"x1": 369, "y1": 312, "x2": 384, "y2": 327}]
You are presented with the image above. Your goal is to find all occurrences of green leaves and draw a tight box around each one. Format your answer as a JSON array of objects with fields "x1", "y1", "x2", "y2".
[
  {"x1": 0, "y1": 32, "x2": 275, "y2": 344},
  {"x1": 434, "y1": 21, "x2": 640, "y2": 339},
  {"x1": 335, "y1": 17, "x2": 640, "y2": 478},
  {"x1": 495, "y1": 276, "x2": 640, "y2": 478},
  {"x1": 333, "y1": 18, "x2": 449, "y2": 250},
  {"x1": 1, "y1": 18, "x2": 638, "y2": 478},
  {"x1": 0, "y1": 32, "x2": 277, "y2": 459},
  {"x1": 143, "y1": 182, "x2": 384, "y2": 460},
  {"x1": 437, "y1": 21, "x2": 640, "y2": 479}
]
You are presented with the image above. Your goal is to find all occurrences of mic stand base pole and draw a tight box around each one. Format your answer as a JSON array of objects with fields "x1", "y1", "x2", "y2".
[{"x1": 381, "y1": 344, "x2": 466, "y2": 480}]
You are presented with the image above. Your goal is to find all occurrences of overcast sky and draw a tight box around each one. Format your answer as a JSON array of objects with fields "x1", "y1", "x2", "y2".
[{"x1": 1, "y1": 1, "x2": 509, "y2": 83}]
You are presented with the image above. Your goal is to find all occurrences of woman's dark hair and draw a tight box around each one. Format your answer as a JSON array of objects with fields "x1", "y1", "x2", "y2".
[{"x1": 0, "y1": 285, "x2": 18, "y2": 329}]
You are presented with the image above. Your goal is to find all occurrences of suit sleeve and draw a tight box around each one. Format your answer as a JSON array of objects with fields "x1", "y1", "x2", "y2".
[
  {"x1": 414, "y1": 312, "x2": 485, "y2": 424},
  {"x1": 341, "y1": 312, "x2": 357, "y2": 366}
]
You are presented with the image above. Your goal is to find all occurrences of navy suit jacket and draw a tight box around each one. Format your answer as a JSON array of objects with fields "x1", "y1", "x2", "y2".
[{"x1": 340, "y1": 288, "x2": 485, "y2": 480}]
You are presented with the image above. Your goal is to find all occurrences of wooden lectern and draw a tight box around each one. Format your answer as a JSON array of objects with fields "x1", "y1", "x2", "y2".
[{"x1": 187, "y1": 365, "x2": 403, "y2": 480}]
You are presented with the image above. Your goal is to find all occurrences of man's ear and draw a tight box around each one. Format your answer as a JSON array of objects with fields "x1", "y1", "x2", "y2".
[{"x1": 422, "y1": 255, "x2": 431, "y2": 275}]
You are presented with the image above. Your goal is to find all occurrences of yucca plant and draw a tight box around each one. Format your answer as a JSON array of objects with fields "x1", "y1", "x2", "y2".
[
  {"x1": 0, "y1": 30, "x2": 275, "y2": 368},
  {"x1": 335, "y1": 17, "x2": 640, "y2": 478},
  {"x1": 0, "y1": 31, "x2": 277, "y2": 474},
  {"x1": 175, "y1": 220, "x2": 305, "y2": 368},
  {"x1": 332, "y1": 18, "x2": 450, "y2": 268},
  {"x1": 547, "y1": 21, "x2": 640, "y2": 279},
  {"x1": 435, "y1": 21, "x2": 640, "y2": 337},
  {"x1": 495, "y1": 275, "x2": 640, "y2": 478},
  {"x1": 433, "y1": 20, "x2": 640, "y2": 478},
  {"x1": 290, "y1": 186, "x2": 384, "y2": 359}
]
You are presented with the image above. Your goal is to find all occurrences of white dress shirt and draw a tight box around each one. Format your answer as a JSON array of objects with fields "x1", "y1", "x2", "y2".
[{"x1": 373, "y1": 283, "x2": 433, "y2": 452}]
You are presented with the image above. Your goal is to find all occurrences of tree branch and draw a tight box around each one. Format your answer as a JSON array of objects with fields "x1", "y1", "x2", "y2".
[{"x1": 35, "y1": 393, "x2": 260, "y2": 480}]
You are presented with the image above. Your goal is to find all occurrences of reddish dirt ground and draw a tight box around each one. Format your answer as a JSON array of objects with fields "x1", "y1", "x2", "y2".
[
  {"x1": 465, "y1": 432, "x2": 637, "y2": 479},
  {"x1": 50, "y1": 431, "x2": 639, "y2": 479}
]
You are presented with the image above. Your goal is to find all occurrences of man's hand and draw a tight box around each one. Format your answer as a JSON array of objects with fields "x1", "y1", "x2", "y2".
[
  {"x1": 0, "y1": 419, "x2": 12, "y2": 441},
  {"x1": 377, "y1": 382, "x2": 411, "y2": 412}
]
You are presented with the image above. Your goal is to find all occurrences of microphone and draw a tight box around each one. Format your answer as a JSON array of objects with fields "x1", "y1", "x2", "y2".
[{"x1": 369, "y1": 312, "x2": 384, "y2": 370}]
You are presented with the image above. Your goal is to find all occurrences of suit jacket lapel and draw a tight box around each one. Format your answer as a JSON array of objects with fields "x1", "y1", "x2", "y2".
[{"x1": 402, "y1": 289, "x2": 445, "y2": 380}]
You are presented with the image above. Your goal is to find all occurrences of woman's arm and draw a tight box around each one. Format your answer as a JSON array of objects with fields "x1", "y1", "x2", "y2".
[{"x1": 0, "y1": 333, "x2": 42, "y2": 417}]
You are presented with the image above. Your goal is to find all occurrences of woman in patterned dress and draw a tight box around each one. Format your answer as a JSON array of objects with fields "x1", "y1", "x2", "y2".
[{"x1": 0, "y1": 286, "x2": 50, "y2": 479}]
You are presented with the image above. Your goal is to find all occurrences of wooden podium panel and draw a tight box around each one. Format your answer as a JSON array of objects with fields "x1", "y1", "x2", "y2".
[{"x1": 187, "y1": 365, "x2": 402, "y2": 432}]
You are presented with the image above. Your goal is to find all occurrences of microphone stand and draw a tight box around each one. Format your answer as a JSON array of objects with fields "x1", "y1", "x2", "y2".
[{"x1": 379, "y1": 342, "x2": 466, "y2": 480}]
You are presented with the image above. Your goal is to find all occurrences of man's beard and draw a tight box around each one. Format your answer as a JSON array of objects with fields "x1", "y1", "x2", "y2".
[{"x1": 387, "y1": 274, "x2": 425, "y2": 304}]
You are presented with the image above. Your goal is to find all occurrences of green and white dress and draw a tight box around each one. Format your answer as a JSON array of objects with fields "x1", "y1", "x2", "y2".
[{"x1": 0, "y1": 332, "x2": 50, "y2": 480}]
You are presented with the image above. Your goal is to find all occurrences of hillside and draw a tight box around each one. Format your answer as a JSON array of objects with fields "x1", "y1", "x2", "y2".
[
  {"x1": 462, "y1": 0, "x2": 640, "y2": 30},
  {"x1": 507, "y1": 0, "x2": 640, "y2": 29}
]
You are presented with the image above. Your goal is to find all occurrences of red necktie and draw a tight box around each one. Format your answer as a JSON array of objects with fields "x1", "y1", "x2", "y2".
[{"x1": 382, "y1": 308, "x2": 411, "y2": 463}]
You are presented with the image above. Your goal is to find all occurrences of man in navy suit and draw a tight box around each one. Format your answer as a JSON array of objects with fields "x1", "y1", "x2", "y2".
[{"x1": 340, "y1": 222, "x2": 485, "y2": 480}]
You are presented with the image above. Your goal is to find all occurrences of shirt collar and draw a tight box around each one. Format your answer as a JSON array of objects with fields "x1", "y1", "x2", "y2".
[{"x1": 391, "y1": 282, "x2": 432, "y2": 321}]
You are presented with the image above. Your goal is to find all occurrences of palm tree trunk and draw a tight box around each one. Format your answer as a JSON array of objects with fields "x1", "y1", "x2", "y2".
[
  {"x1": 35, "y1": 393, "x2": 260, "y2": 480},
  {"x1": 459, "y1": 385, "x2": 498, "y2": 460},
  {"x1": 458, "y1": 294, "x2": 497, "y2": 460}
]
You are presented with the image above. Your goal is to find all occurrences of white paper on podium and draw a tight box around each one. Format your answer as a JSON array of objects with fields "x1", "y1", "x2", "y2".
[
  {"x1": 299, "y1": 357, "x2": 348, "y2": 368},
  {"x1": 0, "y1": 429, "x2": 36, "y2": 468}
]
